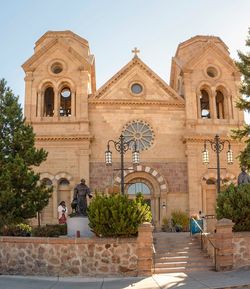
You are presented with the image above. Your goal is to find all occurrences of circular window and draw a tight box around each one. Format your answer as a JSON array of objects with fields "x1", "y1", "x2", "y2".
[
  {"x1": 61, "y1": 88, "x2": 71, "y2": 98},
  {"x1": 131, "y1": 83, "x2": 143, "y2": 94},
  {"x1": 51, "y1": 62, "x2": 63, "y2": 74},
  {"x1": 122, "y1": 120, "x2": 155, "y2": 151},
  {"x1": 206, "y1": 67, "x2": 218, "y2": 78}
]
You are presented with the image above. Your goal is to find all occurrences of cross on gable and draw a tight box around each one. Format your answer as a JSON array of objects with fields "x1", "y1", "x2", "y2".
[{"x1": 132, "y1": 47, "x2": 140, "y2": 58}]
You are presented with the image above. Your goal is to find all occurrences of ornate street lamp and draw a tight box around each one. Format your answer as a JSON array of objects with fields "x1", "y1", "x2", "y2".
[
  {"x1": 105, "y1": 134, "x2": 140, "y2": 195},
  {"x1": 202, "y1": 134, "x2": 233, "y2": 194}
]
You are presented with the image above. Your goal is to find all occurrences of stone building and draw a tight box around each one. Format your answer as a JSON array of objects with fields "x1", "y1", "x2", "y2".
[{"x1": 22, "y1": 31, "x2": 244, "y2": 228}]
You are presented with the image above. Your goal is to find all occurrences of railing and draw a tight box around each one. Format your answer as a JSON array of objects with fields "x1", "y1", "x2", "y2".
[
  {"x1": 152, "y1": 242, "x2": 156, "y2": 274},
  {"x1": 191, "y1": 217, "x2": 218, "y2": 271}
]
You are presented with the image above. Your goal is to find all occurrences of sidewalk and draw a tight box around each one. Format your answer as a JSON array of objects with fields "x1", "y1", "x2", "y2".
[{"x1": 0, "y1": 269, "x2": 250, "y2": 289}]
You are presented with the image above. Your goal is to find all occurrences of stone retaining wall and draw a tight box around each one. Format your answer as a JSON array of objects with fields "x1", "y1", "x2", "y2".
[
  {"x1": 233, "y1": 232, "x2": 250, "y2": 269},
  {"x1": 201, "y1": 219, "x2": 250, "y2": 271},
  {"x1": 0, "y1": 223, "x2": 153, "y2": 277}
]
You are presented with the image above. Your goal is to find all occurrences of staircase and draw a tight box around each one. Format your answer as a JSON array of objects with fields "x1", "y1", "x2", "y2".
[{"x1": 153, "y1": 232, "x2": 214, "y2": 274}]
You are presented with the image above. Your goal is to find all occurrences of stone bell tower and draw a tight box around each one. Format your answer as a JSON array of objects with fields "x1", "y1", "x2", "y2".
[{"x1": 22, "y1": 31, "x2": 96, "y2": 223}]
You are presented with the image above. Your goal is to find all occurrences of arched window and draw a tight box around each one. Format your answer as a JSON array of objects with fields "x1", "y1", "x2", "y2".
[
  {"x1": 127, "y1": 182, "x2": 151, "y2": 195},
  {"x1": 58, "y1": 178, "x2": 70, "y2": 186},
  {"x1": 58, "y1": 178, "x2": 70, "y2": 210},
  {"x1": 44, "y1": 87, "x2": 54, "y2": 117},
  {"x1": 60, "y1": 87, "x2": 71, "y2": 116},
  {"x1": 206, "y1": 179, "x2": 216, "y2": 185},
  {"x1": 200, "y1": 89, "x2": 210, "y2": 118},
  {"x1": 215, "y1": 90, "x2": 225, "y2": 119},
  {"x1": 41, "y1": 178, "x2": 53, "y2": 187}
]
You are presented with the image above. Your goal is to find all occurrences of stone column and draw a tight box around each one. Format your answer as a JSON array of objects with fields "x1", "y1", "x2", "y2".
[
  {"x1": 215, "y1": 218, "x2": 234, "y2": 271},
  {"x1": 54, "y1": 88, "x2": 59, "y2": 117},
  {"x1": 137, "y1": 222, "x2": 153, "y2": 276}
]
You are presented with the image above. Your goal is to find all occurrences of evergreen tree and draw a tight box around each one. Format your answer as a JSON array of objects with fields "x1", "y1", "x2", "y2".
[
  {"x1": 232, "y1": 28, "x2": 250, "y2": 167},
  {"x1": 0, "y1": 79, "x2": 52, "y2": 228}
]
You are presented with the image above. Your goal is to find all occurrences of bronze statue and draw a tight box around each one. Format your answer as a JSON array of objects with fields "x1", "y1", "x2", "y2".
[
  {"x1": 237, "y1": 166, "x2": 250, "y2": 185},
  {"x1": 72, "y1": 179, "x2": 92, "y2": 216}
]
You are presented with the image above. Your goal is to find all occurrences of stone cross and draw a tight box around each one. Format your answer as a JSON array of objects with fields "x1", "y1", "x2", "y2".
[{"x1": 132, "y1": 47, "x2": 140, "y2": 58}]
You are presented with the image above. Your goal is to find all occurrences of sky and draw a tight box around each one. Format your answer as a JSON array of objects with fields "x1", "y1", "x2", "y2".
[{"x1": 0, "y1": 0, "x2": 249, "y2": 115}]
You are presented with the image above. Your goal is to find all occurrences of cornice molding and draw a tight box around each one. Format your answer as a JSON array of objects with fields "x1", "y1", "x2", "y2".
[
  {"x1": 36, "y1": 135, "x2": 93, "y2": 142},
  {"x1": 183, "y1": 135, "x2": 240, "y2": 144},
  {"x1": 89, "y1": 99, "x2": 185, "y2": 108}
]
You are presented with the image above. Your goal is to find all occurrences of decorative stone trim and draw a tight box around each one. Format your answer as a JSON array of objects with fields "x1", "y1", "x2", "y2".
[
  {"x1": 55, "y1": 172, "x2": 73, "y2": 182},
  {"x1": 89, "y1": 99, "x2": 185, "y2": 108},
  {"x1": 40, "y1": 172, "x2": 55, "y2": 181},
  {"x1": 183, "y1": 135, "x2": 239, "y2": 144},
  {"x1": 114, "y1": 165, "x2": 168, "y2": 193},
  {"x1": 202, "y1": 171, "x2": 236, "y2": 183},
  {"x1": 36, "y1": 135, "x2": 92, "y2": 142}
]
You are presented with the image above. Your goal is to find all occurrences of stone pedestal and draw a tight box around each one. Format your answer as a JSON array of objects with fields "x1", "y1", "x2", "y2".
[
  {"x1": 67, "y1": 216, "x2": 93, "y2": 237},
  {"x1": 215, "y1": 218, "x2": 234, "y2": 271}
]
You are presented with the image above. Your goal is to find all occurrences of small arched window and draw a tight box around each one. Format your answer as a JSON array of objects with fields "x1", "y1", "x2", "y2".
[
  {"x1": 58, "y1": 178, "x2": 70, "y2": 186},
  {"x1": 41, "y1": 178, "x2": 53, "y2": 187},
  {"x1": 206, "y1": 179, "x2": 216, "y2": 185},
  {"x1": 44, "y1": 87, "x2": 54, "y2": 117},
  {"x1": 60, "y1": 87, "x2": 71, "y2": 116},
  {"x1": 200, "y1": 89, "x2": 210, "y2": 119},
  {"x1": 215, "y1": 90, "x2": 225, "y2": 119}
]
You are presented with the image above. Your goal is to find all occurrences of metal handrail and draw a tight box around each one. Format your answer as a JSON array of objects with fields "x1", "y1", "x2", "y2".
[{"x1": 191, "y1": 217, "x2": 218, "y2": 271}]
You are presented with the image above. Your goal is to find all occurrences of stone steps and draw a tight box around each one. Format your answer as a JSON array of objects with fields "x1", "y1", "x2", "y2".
[{"x1": 153, "y1": 232, "x2": 214, "y2": 274}]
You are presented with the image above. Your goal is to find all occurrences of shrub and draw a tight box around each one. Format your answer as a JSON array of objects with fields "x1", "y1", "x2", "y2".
[
  {"x1": 216, "y1": 183, "x2": 250, "y2": 231},
  {"x1": 87, "y1": 193, "x2": 152, "y2": 237},
  {"x1": 32, "y1": 224, "x2": 67, "y2": 237},
  {"x1": 161, "y1": 217, "x2": 171, "y2": 232},
  {"x1": 171, "y1": 210, "x2": 189, "y2": 232},
  {"x1": 1, "y1": 223, "x2": 32, "y2": 236}
]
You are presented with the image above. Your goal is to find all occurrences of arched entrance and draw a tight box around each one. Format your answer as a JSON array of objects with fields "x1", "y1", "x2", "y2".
[{"x1": 114, "y1": 165, "x2": 168, "y2": 230}]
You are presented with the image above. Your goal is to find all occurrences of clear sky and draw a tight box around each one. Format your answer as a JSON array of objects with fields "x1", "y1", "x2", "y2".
[{"x1": 0, "y1": 0, "x2": 249, "y2": 112}]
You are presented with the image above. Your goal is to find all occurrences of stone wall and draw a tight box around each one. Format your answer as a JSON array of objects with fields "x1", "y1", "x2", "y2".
[
  {"x1": 233, "y1": 232, "x2": 250, "y2": 269},
  {"x1": 201, "y1": 219, "x2": 250, "y2": 271},
  {"x1": 90, "y1": 161, "x2": 188, "y2": 193},
  {"x1": 0, "y1": 223, "x2": 153, "y2": 277}
]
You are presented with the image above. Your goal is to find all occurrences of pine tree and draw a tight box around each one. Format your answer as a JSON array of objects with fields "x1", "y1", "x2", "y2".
[
  {"x1": 0, "y1": 79, "x2": 52, "y2": 228},
  {"x1": 232, "y1": 28, "x2": 250, "y2": 168}
]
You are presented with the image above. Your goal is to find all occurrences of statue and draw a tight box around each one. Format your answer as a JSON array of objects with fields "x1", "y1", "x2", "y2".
[
  {"x1": 72, "y1": 179, "x2": 92, "y2": 216},
  {"x1": 237, "y1": 166, "x2": 250, "y2": 185}
]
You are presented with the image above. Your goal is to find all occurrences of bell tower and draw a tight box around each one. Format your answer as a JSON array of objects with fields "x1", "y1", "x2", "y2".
[{"x1": 22, "y1": 31, "x2": 96, "y2": 223}]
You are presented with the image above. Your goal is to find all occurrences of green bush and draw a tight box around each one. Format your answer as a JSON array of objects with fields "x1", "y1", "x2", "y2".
[
  {"x1": 87, "y1": 193, "x2": 152, "y2": 237},
  {"x1": 161, "y1": 217, "x2": 170, "y2": 232},
  {"x1": 1, "y1": 223, "x2": 32, "y2": 236},
  {"x1": 216, "y1": 184, "x2": 250, "y2": 231},
  {"x1": 32, "y1": 224, "x2": 67, "y2": 237},
  {"x1": 171, "y1": 210, "x2": 189, "y2": 231}
]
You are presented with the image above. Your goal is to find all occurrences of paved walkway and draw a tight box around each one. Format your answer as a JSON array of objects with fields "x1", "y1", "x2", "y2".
[{"x1": 0, "y1": 270, "x2": 250, "y2": 289}]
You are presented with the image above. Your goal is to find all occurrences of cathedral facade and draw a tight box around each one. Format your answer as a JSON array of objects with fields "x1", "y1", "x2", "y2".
[{"x1": 22, "y1": 31, "x2": 244, "y2": 228}]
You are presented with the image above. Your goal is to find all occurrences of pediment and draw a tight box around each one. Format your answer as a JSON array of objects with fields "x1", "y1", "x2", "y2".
[
  {"x1": 92, "y1": 57, "x2": 184, "y2": 103},
  {"x1": 183, "y1": 42, "x2": 237, "y2": 72},
  {"x1": 22, "y1": 38, "x2": 94, "y2": 72}
]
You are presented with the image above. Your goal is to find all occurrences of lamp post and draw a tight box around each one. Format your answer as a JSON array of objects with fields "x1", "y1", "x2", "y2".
[
  {"x1": 105, "y1": 134, "x2": 140, "y2": 195},
  {"x1": 202, "y1": 134, "x2": 233, "y2": 194}
]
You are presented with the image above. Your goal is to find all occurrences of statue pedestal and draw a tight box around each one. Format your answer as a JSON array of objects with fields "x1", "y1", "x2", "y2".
[{"x1": 67, "y1": 216, "x2": 93, "y2": 237}]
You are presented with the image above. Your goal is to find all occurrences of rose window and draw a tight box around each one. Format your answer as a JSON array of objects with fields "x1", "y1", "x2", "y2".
[{"x1": 122, "y1": 120, "x2": 154, "y2": 151}]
